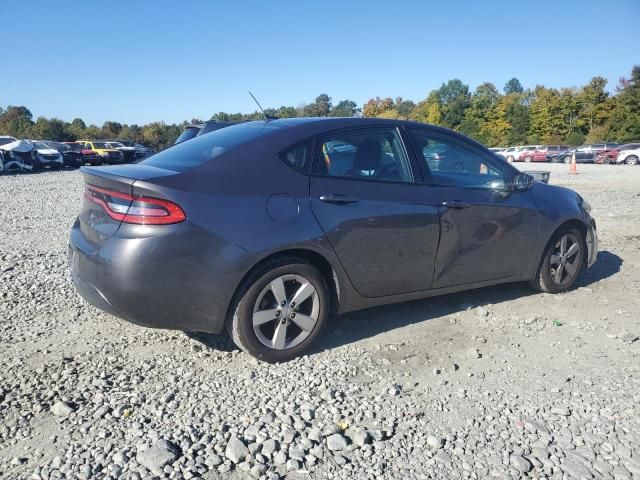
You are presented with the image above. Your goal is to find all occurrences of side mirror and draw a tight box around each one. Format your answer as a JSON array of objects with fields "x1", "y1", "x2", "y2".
[{"x1": 513, "y1": 172, "x2": 534, "y2": 191}]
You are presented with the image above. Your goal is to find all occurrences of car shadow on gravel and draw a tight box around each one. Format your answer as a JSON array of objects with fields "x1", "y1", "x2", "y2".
[
  {"x1": 576, "y1": 250, "x2": 623, "y2": 287},
  {"x1": 185, "y1": 250, "x2": 622, "y2": 356},
  {"x1": 311, "y1": 249, "x2": 622, "y2": 354}
]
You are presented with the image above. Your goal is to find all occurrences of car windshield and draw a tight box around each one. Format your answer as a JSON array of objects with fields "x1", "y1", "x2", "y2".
[
  {"x1": 108, "y1": 142, "x2": 124, "y2": 148},
  {"x1": 143, "y1": 121, "x2": 286, "y2": 172},
  {"x1": 92, "y1": 142, "x2": 111, "y2": 149},
  {"x1": 33, "y1": 141, "x2": 50, "y2": 149}
]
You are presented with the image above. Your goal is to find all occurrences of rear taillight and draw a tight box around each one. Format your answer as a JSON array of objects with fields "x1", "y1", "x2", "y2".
[{"x1": 85, "y1": 185, "x2": 186, "y2": 225}]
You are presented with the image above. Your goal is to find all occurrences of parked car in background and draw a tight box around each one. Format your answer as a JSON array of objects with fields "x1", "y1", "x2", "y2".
[
  {"x1": 117, "y1": 140, "x2": 154, "y2": 159},
  {"x1": 30, "y1": 141, "x2": 64, "y2": 169},
  {"x1": 104, "y1": 141, "x2": 137, "y2": 163},
  {"x1": 69, "y1": 118, "x2": 597, "y2": 361},
  {"x1": 0, "y1": 135, "x2": 18, "y2": 146},
  {"x1": 615, "y1": 146, "x2": 640, "y2": 165},
  {"x1": 558, "y1": 143, "x2": 619, "y2": 164},
  {"x1": 516, "y1": 145, "x2": 543, "y2": 162},
  {"x1": 174, "y1": 120, "x2": 239, "y2": 144},
  {"x1": 77, "y1": 140, "x2": 124, "y2": 164},
  {"x1": 488, "y1": 147, "x2": 505, "y2": 154},
  {"x1": 612, "y1": 143, "x2": 640, "y2": 165},
  {"x1": 540, "y1": 145, "x2": 570, "y2": 162},
  {"x1": 501, "y1": 146, "x2": 526, "y2": 162},
  {"x1": 64, "y1": 142, "x2": 101, "y2": 165},
  {"x1": 42, "y1": 141, "x2": 84, "y2": 168}
]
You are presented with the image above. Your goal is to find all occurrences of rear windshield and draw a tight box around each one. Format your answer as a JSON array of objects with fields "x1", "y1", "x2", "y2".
[
  {"x1": 142, "y1": 121, "x2": 285, "y2": 172},
  {"x1": 174, "y1": 127, "x2": 200, "y2": 144}
]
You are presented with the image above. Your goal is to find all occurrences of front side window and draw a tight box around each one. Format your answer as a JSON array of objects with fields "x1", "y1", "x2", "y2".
[
  {"x1": 409, "y1": 129, "x2": 508, "y2": 189},
  {"x1": 314, "y1": 127, "x2": 413, "y2": 183}
]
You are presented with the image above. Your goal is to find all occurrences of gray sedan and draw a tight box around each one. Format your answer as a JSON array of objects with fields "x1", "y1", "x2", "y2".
[{"x1": 69, "y1": 118, "x2": 598, "y2": 362}]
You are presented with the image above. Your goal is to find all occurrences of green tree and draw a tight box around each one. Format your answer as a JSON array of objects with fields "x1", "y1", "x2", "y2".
[
  {"x1": 303, "y1": 94, "x2": 332, "y2": 117},
  {"x1": 436, "y1": 79, "x2": 471, "y2": 129},
  {"x1": 504, "y1": 78, "x2": 524, "y2": 94},
  {"x1": 362, "y1": 97, "x2": 395, "y2": 117},
  {"x1": 330, "y1": 100, "x2": 359, "y2": 117},
  {"x1": 604, "y1": 66, "x2": 640, "y2": 142},
  {"x1": 101, "y1": 121, "x2": 123, "y2": 139},
  {"x1": 410, "y1": 91, "x2": 443, "y2": 125},
  {"x1": 529, "y1": 86, "x2": 566, "y2": 143},
  {"x1": 0, "y1": 106, "x2": 35, "y2": 138}
]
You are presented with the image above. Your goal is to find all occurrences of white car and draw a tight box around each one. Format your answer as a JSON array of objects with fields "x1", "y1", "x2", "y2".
[
  {"x1": 0, "y1": 135, "x2": 17, "y2": 146},
  {"x1": 500, "y1": 146, "x2": 525, "y2": 162},
  {"x1": 615, "y1": 144, "x2": 640, "y2": 165},
  {"x1": 30, "y1": 141, "x2": 64, "y2": 169}
]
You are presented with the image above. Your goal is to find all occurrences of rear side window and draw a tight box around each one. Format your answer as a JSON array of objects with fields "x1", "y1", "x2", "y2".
[
  {"x1": 313, "y1": 127, "x2": 414, "y2": 183},
  {"x1": 279, "y1": 142, "x2": 311, "y2": 172},
  {"x1": 142, "y1": 122, "x2": 285, "y2": 172}
]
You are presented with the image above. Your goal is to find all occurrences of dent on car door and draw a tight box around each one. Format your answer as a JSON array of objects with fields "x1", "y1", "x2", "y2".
[
  {"x1": 309, "y1": 126, "x2": 440, "y2": 298},
  {"x1": 408, "y1": 128, "x2": 539, "y2": 288}
]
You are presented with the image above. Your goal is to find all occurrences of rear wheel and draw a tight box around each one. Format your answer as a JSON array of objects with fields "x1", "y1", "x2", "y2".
[
  {"x1": 550, "y1": 156, "x2": 559, "y2": 163},
  {"x1": 529, "y1": 226, "x2": 585, "y2": 293},
  {"x1": 626, "y1": 155, "x2": 639, "y2": 165},
  {"x1": 524, "y1": 156, "x2": 532, "y2": 163},
  {"x1": 227, "y1": 258, "x2": 329, "y2": 362},
  {"x1": 563, "y1": 156, "x2": 572, "y2": 164}
]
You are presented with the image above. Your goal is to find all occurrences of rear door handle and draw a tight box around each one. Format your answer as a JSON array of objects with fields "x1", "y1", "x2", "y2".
[
  {"x1": 441, "y1": 200, "x2": 472, "y2": 209},
  {"x1": 319, "y1": 194, "x2": 359, "y2": 205}
]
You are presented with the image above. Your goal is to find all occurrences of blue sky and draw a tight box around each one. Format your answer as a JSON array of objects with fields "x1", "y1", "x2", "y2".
[{"x1": 1, "y1": 0, "x2": 638, "y2": 126}]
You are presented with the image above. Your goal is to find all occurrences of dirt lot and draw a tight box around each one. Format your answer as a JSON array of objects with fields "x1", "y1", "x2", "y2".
[{"x1": 0, "y1": 163, "x2": 639, "y2": 480}]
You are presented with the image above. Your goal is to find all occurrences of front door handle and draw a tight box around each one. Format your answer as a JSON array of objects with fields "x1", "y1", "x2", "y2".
[
  {"x1": 319, "y1": 194, "x2": 359, "y2": 205},
  {"x1": 441, "y1": 200, "x2": 472, "y2": 209}
]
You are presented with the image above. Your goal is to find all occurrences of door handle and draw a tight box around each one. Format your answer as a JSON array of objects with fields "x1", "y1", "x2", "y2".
[
  {"x1": 441, "y1": 200, "x2": 471, "y2": 209},
  {"x1": 319, "y1": 194, "x2": 359, "y2": 205}
]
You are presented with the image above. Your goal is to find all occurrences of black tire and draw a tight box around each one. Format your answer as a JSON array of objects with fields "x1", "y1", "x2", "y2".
[
  {"x1": 626, "y1": 155, "x2": 638, "y2": 166},
  {"x1": 563, "y1": 156, "x2": 572, "y2": 164},
  {"x1": 226, "y1": 257, "x2": 330, "y2": 362},
  {"x1": 28, "y1": 155, "x2": 43, "y2": 172},
  {"x1": 550, "y1": 156, "x2": 559, "y2": 163},
  {"x1": 524, "y1": 156, "x2": 532, "y2": 163},
  {"x1": 529, "y1": 226, "x2": 585, "y2": 294}
]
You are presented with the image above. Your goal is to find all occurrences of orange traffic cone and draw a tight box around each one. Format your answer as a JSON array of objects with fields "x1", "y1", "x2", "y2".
[{"x1": 569, "y1": 151, "x2": 577, "y2": 175}]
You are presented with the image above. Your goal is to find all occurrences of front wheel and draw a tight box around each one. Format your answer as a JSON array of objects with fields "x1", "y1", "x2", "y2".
[
  {"x1": 626, "y1": 155, "x2": 639, "y2": 165},
  {"x1": 524, "y1": 156, "x2": 532, "y2": 163},
  {"x1": 227, "y1": 258, "x2": 329, "y2": 362},
  {"x1": 563, "y1": 156, "x2": 572, "y2": 164},
  {"x1": 529, "y1": 227, "x2": 585, "y2": 293}
]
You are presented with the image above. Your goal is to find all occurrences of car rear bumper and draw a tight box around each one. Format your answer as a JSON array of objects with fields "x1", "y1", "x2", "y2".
[{"x1": 68, "y1": 218, "x2": 242, "y2": 334}]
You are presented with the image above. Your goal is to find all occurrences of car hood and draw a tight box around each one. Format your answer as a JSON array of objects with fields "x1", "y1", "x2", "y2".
[{"x1": 0, "y1": 139, "x2": 35, "y2": 153}]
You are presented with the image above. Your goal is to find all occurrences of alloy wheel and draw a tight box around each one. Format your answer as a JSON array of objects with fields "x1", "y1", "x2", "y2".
[
  {"x1": 626, "y1": 155, "x2": 638, "y2": 165},
  {"x1": 549, "y1": 233, "x2": 581, "y2": 286},
  {"x1": 252, "y1": 274, "x2": 319, "y2": 350}
]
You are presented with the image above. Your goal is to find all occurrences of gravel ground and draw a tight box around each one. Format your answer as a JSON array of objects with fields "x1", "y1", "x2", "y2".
[{"x1": 0, "y1": 164, "x2": 639, "y2": 480}]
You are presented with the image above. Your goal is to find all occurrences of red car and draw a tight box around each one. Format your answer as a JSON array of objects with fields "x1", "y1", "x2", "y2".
[
  {"x1": 64, "y1": 142, "x2": 101, "y2": 165},
  {"x1": 519, "y1": 145, "x2": 569, "y2": 162},
  {"x1": 516, "y1": 145, "x2": 542, "y2": 162}
]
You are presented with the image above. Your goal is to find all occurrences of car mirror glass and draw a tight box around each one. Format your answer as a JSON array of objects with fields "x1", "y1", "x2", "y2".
[{"x1": 513, "y1": 172, "x2": 534, "y2": 191}]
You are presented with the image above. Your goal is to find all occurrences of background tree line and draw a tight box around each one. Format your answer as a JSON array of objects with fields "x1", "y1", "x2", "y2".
[{"x1": 1, "y1": 65, "x2": 638, "y2": 151}]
